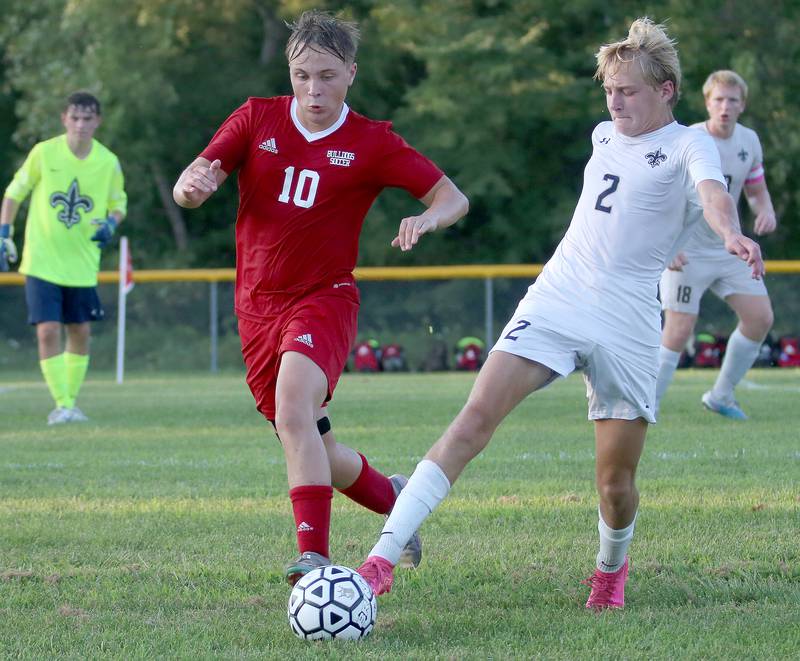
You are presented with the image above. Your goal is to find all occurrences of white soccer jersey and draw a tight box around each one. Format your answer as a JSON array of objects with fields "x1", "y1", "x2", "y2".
[
  {"x1": 685, "y1": 122, "x2": 764, "y2": 253},
  {"x1": 523, "y1": 120, "x2": 724, "y2": 359}
]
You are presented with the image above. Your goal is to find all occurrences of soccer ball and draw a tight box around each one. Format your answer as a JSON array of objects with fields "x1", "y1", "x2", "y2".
[{"x1": 287, "y1": 565, "x2": 377, "y2": 641}]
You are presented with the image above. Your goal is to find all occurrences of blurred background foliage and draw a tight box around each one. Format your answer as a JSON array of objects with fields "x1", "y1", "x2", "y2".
[{"x1": 1, "y1": 0, "x2": 799, "y2": 370}]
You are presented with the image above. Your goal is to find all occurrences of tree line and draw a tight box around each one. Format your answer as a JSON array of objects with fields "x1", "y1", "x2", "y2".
[{"x1": 1, "y1": 0, "x2": 798, "y2": 271}]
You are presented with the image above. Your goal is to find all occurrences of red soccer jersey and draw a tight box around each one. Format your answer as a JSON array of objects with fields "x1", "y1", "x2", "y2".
[{"x1": 200, "y1": 96, "x2": 443, "y2": 320}]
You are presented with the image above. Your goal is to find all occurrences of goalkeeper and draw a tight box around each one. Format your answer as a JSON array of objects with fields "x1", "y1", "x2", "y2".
[{"x1": 1, "y1": 91, "x2": 127, "y2": 424}]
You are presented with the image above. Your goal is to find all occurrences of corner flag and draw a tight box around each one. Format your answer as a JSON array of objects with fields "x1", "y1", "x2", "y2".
[{"x1": 116, "y1": 237, "x2": 134, "y2": 384}]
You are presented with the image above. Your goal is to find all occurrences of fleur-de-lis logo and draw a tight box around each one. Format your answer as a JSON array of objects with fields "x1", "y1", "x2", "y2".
[
  {"x1": 738, "y1": 148, "x2": 749, "y2": 162},
  {"x1": 50, "y1": 178, "x2": 93, "y2": 229},
  {"x1": 645, "y1": 148, "x2": 667, "y2": 168}
]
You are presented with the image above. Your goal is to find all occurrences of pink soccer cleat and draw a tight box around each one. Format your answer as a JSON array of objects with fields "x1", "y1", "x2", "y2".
[
  {"x1": 583, "y1": 557, "x2": 629, "y2": 610},
  {"x1": 357, "y1": 556, "x2": 395, "y2": 596}
]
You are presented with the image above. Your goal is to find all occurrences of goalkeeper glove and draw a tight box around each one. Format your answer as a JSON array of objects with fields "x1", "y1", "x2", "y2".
[
  {"x1": 0, "y1": 224, "x2": 18, "y2": 272},
  {"x1": 91, "y1": 216, "x2": 118, "y2": 249}
]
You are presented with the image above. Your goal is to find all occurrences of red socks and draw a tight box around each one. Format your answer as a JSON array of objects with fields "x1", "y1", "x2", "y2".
[
  {"x1": 338, "y1": 453, "x2": 396, "y2": 515},
  {"x1": 289, "y1": 455, "x2": 393, "y2": 557},
  {"x1": 289, "y1": 485, "x2": 333, "y2": 557}
]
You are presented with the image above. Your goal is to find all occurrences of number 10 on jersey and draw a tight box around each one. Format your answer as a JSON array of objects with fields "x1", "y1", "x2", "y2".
[{"x1": 278, "y1": 166, "x2": 320, "y2": 208}]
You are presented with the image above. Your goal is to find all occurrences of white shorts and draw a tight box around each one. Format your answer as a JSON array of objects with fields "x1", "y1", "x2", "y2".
[
  {"x1": 660, "y1": 250, "x2": 768, "y2": 315},
  {"x1": 492, "y1": 312, "x2": 657, "y2": 424}
]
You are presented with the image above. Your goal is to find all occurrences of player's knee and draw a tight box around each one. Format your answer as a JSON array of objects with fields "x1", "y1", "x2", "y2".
[
  {"x1": 36, "y1": 323, "x2": 60, "y2": 344},
  {"x1": 740, "y1": 305, "x2": 773, "y2": 340},
  {"x1": 274, "y1": 406, "x2": 313, "y2": 446},
  {"x1": 456, "y1": 400, "x2": 499, "y2": 445},
  {"x1": 759, "y1": 305, "x2": 774, "y2": 334},
  {"x1": 597, "y1": 476, "x2": 636, "y2": 509},
  {"x1": 67, "y1": 321, "x2": 90, "y2": 339},
  {"x1": 273, "y1": 407, "x2": 330, "y2": 446}
]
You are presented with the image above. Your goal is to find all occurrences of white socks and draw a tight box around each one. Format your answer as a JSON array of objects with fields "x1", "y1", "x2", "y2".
[
  {"x1": 372, "y1": 463, "x2": 636, "y2": 574},
  {"x1": 596, "y1": 510, "x2": 637, "y2": 573},
  {"x1": 712, "y1": 327, "x2": 762, "y2": 401},
  {"x1": 369, "y1": 459, "x2": 450, "y2": 566},
  {"x1": 655, "y1": 345, "x2": 682, "y2": 408}
]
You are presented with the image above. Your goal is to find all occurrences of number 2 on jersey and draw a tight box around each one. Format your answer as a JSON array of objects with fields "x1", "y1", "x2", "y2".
[
  {"x1": 594, "y1": 174, "x2": 620, "y2": 213},
  {"x1": 504, "y1": 319, "x2": 531, "y2": 341},
  {"x1": 278, "y1": 166, "x2": 319, "y2": 208}
]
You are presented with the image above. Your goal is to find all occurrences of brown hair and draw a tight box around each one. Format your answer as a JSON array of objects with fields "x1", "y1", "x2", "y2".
[
  {"x1": 285, "y1": 10, "x2": 360, "y2": 64},
  {"x1": 64, "y1": 91, "x2": 101, "y2": 114}
]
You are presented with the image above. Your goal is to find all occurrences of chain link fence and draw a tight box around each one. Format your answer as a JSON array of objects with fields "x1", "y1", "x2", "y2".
[{"x1": 2, "y1": 268, "x2": 799, "y2": 373}]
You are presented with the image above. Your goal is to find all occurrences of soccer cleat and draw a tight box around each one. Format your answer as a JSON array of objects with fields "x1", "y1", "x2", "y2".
[
  {"x1": 583, "y1": 557, "x2": 629, "y2": 610},
  {"x1": 701, "y1": 391, "x2": 748, "y2": 420},
  {"x1": 388, "y1": 474, "x2": 423, "y2": 568},
  {"x1": 284, "y1": 551, "x2": 330, "y2": 586},
  {"x1": 68, "y1": 406, "x2": 89, "y2": 423},
  {"x1": 357, "y1": 556, "x2": 395, "y2": 596},
  {"x1": 47, "y1": 407, "x2": 73, "y2": 425}
]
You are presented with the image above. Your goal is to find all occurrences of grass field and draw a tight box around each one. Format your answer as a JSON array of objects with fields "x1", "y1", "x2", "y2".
[{"x1": 2, "y1": 369, "x2": 799, "y2": 659}]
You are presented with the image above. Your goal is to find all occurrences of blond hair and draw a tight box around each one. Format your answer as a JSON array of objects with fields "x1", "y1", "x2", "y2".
[
  {"x1": 595, "y1": 18, "x2": 682, "y2": 108},
  {"x1": 702, "y1": 70, "x2": 748, "y2": 102}
]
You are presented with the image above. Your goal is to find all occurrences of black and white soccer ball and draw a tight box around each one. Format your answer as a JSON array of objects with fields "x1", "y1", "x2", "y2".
[{"x1": 287, "y1": 565, "x2": 377, "y2": 641}]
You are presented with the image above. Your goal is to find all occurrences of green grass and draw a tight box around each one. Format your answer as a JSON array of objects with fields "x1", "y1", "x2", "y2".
[{"x1": 2, "y1": 369, "x2": 799, "y2": 659}]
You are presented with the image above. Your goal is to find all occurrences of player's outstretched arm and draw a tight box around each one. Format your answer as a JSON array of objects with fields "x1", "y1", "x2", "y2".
[
  {"x1": 391, "y1": 175, "x2": 468, "y2": 251},
  {"x1": 173, "y1": 157, "x2": 228, "y2": 209},
  {"x1": 698, "y1": 179, "x2": 765, "y2": 279},
  {"x1": 745, "y1": 177, "x2": 777, "y2": 236}
]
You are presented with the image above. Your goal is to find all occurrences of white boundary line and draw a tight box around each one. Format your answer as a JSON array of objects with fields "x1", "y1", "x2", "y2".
[{"x1": 740, "y1": 378, "x2": 800, "y2": 392}]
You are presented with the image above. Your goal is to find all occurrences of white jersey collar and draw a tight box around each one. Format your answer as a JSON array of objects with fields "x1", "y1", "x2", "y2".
[
  {"x1": 290, "y1": 97, "x2": 349, "y2": 142},
  {"x1": 614, "y1": 120, "x2": 678, "y2": 144}
]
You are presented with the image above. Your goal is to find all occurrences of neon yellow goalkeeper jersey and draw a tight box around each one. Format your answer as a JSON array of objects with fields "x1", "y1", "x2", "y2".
[{"x1": 4, "y1": 134, "x2": 127, "y2": 286}]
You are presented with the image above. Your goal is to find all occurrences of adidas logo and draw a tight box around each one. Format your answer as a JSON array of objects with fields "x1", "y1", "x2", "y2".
[
  {"x1": 258, "y1": 138, "x2": 278, "y2": 153},
  {"x1": 297, "y1": 521, "x2": 314, "y2": 532},
  {"x1": 294, "y1": 333, "x2": 314, "y2": 348}
]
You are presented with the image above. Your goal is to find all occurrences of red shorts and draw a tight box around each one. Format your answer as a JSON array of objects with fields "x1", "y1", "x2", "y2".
[{"x1": 237, "y1": 286, "x2": 359, "y2": 420}]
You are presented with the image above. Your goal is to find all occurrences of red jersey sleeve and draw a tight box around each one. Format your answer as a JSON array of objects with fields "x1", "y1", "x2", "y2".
[
  {"x1": 371, "y1": 126, "x2": 444, "y2": 199},
  {"x1": 199, "y1": 99, "x2": 253, "y2": 174}
]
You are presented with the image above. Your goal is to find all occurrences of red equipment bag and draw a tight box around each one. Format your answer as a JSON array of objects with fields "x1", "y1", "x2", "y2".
[
  {"x1": 353, "y1": 340, "x2": 380, "y2": 372},
  {"x1": 778, "y1": 336, "x2": 800, "y2": 367}
]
